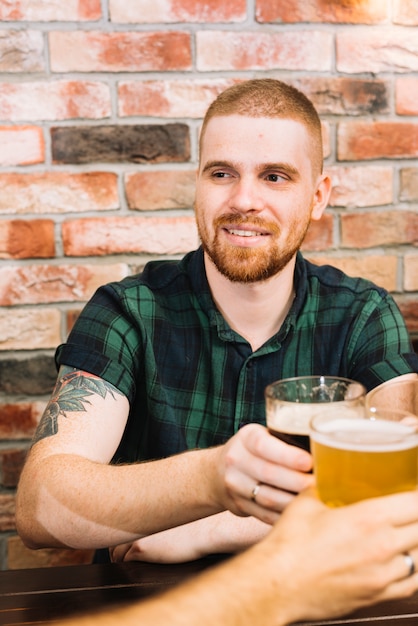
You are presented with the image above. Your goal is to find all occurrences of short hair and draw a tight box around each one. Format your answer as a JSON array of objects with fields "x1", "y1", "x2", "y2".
[{"x1": 199, "y1": 78, "x2": 323, "y2": 175}]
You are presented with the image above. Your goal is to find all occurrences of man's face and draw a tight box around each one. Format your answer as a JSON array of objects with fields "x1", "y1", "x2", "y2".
[{"x1": 195, "y1": 114, "x2": 328, "y2": 283}]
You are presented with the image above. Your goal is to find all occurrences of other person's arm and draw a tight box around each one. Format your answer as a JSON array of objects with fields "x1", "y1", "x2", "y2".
[{"x1": 57, "y1": 488, "x2": 418, "y2": 626}]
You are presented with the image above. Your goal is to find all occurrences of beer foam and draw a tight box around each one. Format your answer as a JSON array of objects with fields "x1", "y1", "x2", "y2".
[
  {"x1": 311, "y1": 418, "x2": 418, "y2": 452},
  {"x1": 267, "y1": 404, "x2": 360, "y2": 436}
]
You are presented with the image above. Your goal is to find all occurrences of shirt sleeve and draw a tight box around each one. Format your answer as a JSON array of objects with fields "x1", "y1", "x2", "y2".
[
  {"x1": 55, "y1": 283, "x2": 141, "y2": 404},
  {"x1": 346, "y1": 290, "x2": 418, "y2": 389}
]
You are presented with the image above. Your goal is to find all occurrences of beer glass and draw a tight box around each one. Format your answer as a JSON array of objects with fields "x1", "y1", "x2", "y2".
[
  {"x1": 265, "y1": 376, "x2": 366, "y2": 452},
  {"x1": 366, "y1": 376, "x2": 418, "y2": 415},
  {"x1": 310, "y1": 407, "x2": 418, "y2": 507}
]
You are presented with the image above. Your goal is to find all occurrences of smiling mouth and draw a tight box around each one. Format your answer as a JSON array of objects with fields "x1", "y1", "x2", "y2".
[{"x1": 226, "y1": 228, "x2": 268, "y2": 237}]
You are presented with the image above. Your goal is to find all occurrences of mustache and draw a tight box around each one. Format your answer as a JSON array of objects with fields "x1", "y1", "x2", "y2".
[{"x1": 214, "y1": 214, "x2": 280, "y2": 235}]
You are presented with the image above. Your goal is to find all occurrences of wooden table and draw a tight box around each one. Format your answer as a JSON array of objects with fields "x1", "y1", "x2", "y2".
[{"x1": 1, "y1": 557, "x2": 418, "y2": 625}]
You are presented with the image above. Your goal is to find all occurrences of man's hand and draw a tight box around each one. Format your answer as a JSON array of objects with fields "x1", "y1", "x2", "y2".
[
  {"x1": 215, "y1": 423, "x2": 314, "y2": 525},
  {"x1": 110, "y1": 512, "x2": 270, "y2": 564}
]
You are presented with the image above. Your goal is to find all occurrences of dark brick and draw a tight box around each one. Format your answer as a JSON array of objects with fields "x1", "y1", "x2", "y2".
[
  {"x1": 0, "y1": 494, "x2": 15, "y2": 532},
  {"x1": 0, "y1": 355, "x2": 56, "y2": 395},
  {"x1": 0, "y1": 448, "x2": 27, "y2": 488},
  {"x1": 51, "y1": 124, "x2": 191, "y2": 164},
  {"x1": 291, "y1": 77, "x2": 389, "y2": 115}
]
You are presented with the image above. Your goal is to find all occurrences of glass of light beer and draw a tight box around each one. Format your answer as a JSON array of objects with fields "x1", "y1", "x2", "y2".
[
  {"x1": 310, "y1": 407, "x2": 418, "y2": 507},
  {"x1": 265, "y1": 376, "x2": 366, "y2": 452}
]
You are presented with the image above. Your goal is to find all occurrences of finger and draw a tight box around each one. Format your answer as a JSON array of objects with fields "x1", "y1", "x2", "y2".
[
  {"x1": 231, "y1": 481, "x2": 297, "y2": 521},
  {"x1": 109, "y1": 542, "x2": 132, "y2": 563},
  {"x1": 234, "y1": 494, "x2": 284, "y2": 525},
  {"x1": 390, "y1": 525, "x2": 418, "y2": 561},
  {"x1": 224, "y1": 464, "x2": 313, "y2": 511},
  {"x1": 348, "y1": 490, "x2": 418, "y2": 528},
  {"x1": 373, "y1": 571, "x2": 418, "y2": 604},
  {"x1": 254, "y1": 482, "x2": 311, "y2": 511},
  {"x1": 241, "y1": 460, "x2": 314, "y2": 495},
  {"x1": 242, "y1": 424, "x2": 313, "y2": 472},
  {"x1": 397, "y1": 551, "x2": 417, "y2": 581}
]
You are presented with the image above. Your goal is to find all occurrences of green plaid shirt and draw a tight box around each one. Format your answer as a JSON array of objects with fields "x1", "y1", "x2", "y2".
[{"x1": 56, "y1": 248, "x2": 418, "y2": 463}]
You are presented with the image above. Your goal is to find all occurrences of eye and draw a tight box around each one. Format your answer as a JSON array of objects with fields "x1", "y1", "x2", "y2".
[
  {"x1": 211, "y1": 170, "x2": 231, "y2": 179},
  {"x1": 265, "y1": 172, "x2": 287, "y2": 183}
]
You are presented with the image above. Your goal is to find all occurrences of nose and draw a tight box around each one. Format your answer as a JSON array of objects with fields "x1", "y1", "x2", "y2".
[{"x1": 228, "y1": 177, "x2": 264, "y2": 214}]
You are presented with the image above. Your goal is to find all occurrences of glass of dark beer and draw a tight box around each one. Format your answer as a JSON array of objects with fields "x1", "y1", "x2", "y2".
[{"x1": 265, "y1": 375, "x2": 366, "y2": 452}]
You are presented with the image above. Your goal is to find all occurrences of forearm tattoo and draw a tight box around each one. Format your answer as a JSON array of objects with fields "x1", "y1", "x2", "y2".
[{"x1": 33, "y1": 367, "x2": 123, "y2": 444}]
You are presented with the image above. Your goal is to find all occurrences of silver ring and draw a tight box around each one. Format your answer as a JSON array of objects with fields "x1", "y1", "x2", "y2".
[
  {"x1": 403, "y1": 552, "x2": 416, "y2": 577},
  {"x1": 251, "y1": 483, "x2": 261, "y2": 502}
]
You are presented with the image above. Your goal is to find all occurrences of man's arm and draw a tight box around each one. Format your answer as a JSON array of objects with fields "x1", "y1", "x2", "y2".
[
  {"x1": 16, "y1": 366, "x2": 313, "y2": 551},
  {"x1": 16, "y1": 366, "x2": 222, "y2": 549},
  {"x1": 109, "y1": 512, "x2": 271, "y2": 563}
]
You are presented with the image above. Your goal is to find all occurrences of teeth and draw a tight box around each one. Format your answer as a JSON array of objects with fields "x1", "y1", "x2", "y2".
[{"x1": 228, "y1": 229, "x2": 262, "y2": 237}]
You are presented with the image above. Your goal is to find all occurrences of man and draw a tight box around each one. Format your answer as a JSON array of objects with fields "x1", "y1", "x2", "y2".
[
  {"x1": 58, "y1": 489, "x2": 418, "y2": 626},
  {"x1": 16, "y1": 79, "x2": 418, "y2": 562}
]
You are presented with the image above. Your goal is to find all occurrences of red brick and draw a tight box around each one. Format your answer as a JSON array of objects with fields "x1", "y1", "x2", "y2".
[
  {"x1": 49, "y1": 31, "x2": 192, "y2": 72},
  {"x1": 66, "y1": 309, "x2": 83, "y2": 335},
  {"x1": 307, "y1": 254, "x2": 398, "y2": 292},
  {"x1": 337, "y1": 29, "x2": 418, "y2": 73},
  {"x1": 338, "y1": 122, "x2": 418, "y2": 161},
  {"x1": 119, "y1": 78, "x2": 238, "y2": 118},
  {"x1": 0, "y1": 30, "x2": 44, "y2": 73},
  {"x1": 0, "y1": 219, "x2": 55, "y2": 259},
  {"x1": 0, "y1": 402, "x2": 44, "y2": 439},
  {"x1": 0, "y1": 0, "x2": 101, "y2": 20},
  {"x1": 109, "y1": 0, "x2": 246, "y2": 23},
  {"x1": 256, "y1": 0, "x2": 387, "y2": 23},
  {"x1": 405, "y1": 255, "x2": 418, "y2": 291},
  {"x1": 0, "y1": 172, "x2": 118, "y2": 215},
  {"x1": 396, "y1": 78, "x2": 418, "y2": 115},
  {"x1": 400, "y1": 168, "x2": 418, "y2": 202},
  {"x1": 327, "y1": 165, "x2": 393, "y2": 208},
  {"x1": 125, "y1": 170, "x2": 196, "y2": 211},
  {"x1": 0, "y1": 448, "x2": 27, "y2": 488},
  {"x1": 0, "y1": 126, "x2": 44, "y2": 165},
  {"x1": 196, "y1": 30, "x2": 333, "y2": 71},
  {"x1": 322, "y1": 122, "x2": 331, "y2": 159},
  {"x1": 301, "y1": 213, "x2": 334, "y2": 251},
  {"x1": 341, "y1": 211, "x2": 418, "y2": 248},
  {"x1": 394, "y1": 0, "x2": 418, "y2": 25},
  {"x1": 0, "y1": 308, "x2": 61, "y2": 351},
  {"x1": 62, "y1": 216, "x2": 199, "y2": 256},
  {"x1": 0, "y1": 494, "x2": 15, "y2": 532},
  {"x1": 0, "y1": 263, "x2": 128, "y2": 306},
  {"x1": 398, "y1": 297, "x2": 418, "y2": 334},
  {"x1": 7, "y1": 535, "x2": 94, "y2": 570},
  {"x1": 0, "y1": 81, "x2": 111, "y2": 121}
]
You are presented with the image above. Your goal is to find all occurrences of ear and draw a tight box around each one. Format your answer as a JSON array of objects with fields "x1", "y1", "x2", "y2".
[{"x1": 310, "y1": 172, "x2": 332, "y2": 221}]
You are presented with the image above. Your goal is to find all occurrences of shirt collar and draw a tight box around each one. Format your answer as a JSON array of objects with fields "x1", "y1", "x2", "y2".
[{"x1": 183, "y1": 247, "x2": 308, "y2": 346}]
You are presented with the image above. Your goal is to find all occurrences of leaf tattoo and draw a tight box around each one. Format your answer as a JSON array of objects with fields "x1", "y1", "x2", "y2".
[{"x1": 33, "y1": 369, "x2": 122, "y2": 444}]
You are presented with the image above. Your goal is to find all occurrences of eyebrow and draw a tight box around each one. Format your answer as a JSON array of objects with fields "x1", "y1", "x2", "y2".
[{"x1": 201, "y1": 159, "x2": 300, "y2": 178}]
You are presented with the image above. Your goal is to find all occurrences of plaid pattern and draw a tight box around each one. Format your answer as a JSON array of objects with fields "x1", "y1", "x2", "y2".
[{"x1": 56, "y1": 248, "x2": 418, "y2": 463}]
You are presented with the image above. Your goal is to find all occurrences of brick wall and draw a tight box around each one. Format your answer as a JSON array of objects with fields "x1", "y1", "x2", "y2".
[{"x1": 0, "y1": 0, "x2": 417, "y2": 570}]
